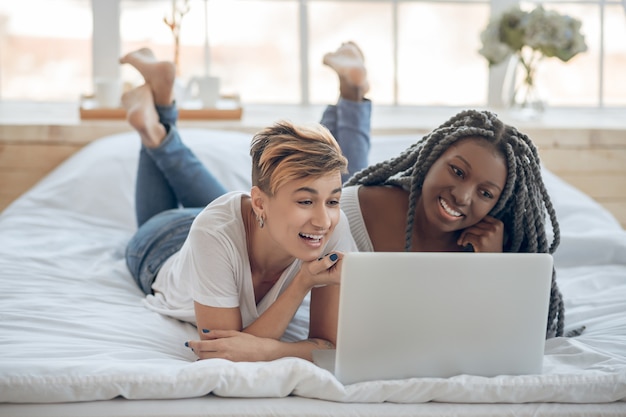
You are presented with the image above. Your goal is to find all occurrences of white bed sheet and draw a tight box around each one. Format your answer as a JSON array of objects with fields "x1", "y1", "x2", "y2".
[{"x1": 1, "y1": 129, "x2": 626, "y2": 412}]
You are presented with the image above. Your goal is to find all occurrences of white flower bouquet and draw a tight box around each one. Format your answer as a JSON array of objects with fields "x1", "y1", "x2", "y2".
[
  {"x1": 479, "y1": 5, "x2": 587, "y2": 66},
  {"x1": 479, "y1": 5, "x2": 587, "y2": 111}
]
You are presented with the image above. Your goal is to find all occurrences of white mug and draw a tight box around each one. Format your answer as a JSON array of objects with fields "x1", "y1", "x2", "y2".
[
  {"x1": 187, "y1": 76, "x2": 221, "y2": 108},
  {"x1": 94, "y1": 78, "x2": 122, "y2": 108}
]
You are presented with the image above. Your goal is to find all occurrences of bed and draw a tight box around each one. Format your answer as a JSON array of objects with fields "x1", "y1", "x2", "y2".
[{"x1": 1, "y1": 128, "x2": 626, "y2": 417}]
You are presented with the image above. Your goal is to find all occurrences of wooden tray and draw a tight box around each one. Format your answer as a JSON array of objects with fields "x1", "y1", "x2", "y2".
[{"x1": 79, "y1": 95, "x2": 243, "y2": 121}]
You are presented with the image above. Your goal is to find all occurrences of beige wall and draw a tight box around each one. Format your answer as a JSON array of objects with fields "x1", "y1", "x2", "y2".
[{"x1": 528, "y1": 128, "x2": 626, "y2": 229}]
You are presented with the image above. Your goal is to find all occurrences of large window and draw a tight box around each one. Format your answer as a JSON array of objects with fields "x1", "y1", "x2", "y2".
[
  {"x1": 0, "y1": 0, "x2": 624, "y2": 108},
  {"x1": 0, "y1": 0, "x2": 92, "y2": 102}
]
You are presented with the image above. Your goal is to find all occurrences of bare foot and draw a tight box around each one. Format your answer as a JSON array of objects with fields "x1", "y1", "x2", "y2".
[
  {"x1": 120, "y1": 48, "x2": 176, "y2": 106},
  {"x1": 121, "y1": 84, "x2": 167, "y2": 148},
  {"x1": 323, "y1": 41, "x2": 370, "y2": 101}
]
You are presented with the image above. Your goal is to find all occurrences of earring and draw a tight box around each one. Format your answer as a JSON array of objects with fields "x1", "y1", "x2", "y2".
[{"x1": 257, "y1": 214, "x2": 265, "y2": 229}]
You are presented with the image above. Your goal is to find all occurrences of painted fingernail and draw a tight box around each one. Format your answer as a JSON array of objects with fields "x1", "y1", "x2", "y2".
[
  {"x1": 462, "y1": 243, "x2": 474, "y2": 252},
  {"x1": 329, "y1": 253, "x2": 338, "y2": 262},
  {"x1": 202, "y1": 328, "x2": 210, "y2": 333},
  {"x1": 184, "y1": 341, "x2": 189, "y2": 347}
]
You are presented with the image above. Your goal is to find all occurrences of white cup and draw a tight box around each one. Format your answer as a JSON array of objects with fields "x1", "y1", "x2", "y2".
[
  {"x1": 188, "y1": 76, "x2": 221, "y2": 108},
  {"x1": 94, "y1": 78, "x2": 122, "y2": 108}
]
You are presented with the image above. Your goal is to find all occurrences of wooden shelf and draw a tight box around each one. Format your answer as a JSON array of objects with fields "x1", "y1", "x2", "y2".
[{"x1": 79, "y1": 96, "x2": 243, "y2": 121}]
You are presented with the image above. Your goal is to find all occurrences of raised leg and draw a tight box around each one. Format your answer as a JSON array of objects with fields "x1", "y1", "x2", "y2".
[
  {"x1": 323, "y1": 41, "x2": 369, "y2": 102},
  {"x1": 120, "y1": 48, "x2": 176, "y2": 107},
  {"x1": 122, "y1": 84, "x2": 168, "y2": 149},
  {"x1": 121, "y1": 49, "x2": 228, "y2": 226},
  {"x1": 321, "y1": 42, "x2": 372, "y2": 182}
]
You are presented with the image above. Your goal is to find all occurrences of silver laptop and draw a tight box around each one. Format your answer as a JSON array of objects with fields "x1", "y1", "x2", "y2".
[{"x1": 313, "y1": 252, "x2": 553, "y2": 385}]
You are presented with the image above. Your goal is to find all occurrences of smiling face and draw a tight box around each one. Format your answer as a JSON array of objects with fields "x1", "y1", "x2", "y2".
[
  {"x1": 419, "y1": 137, "x2": 507, "y2": 233},
  {"x1": 261, "y1": 170, "x2": 343, "y2": 262}
]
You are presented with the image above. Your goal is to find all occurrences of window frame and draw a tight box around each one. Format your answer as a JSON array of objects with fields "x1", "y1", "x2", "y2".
[{"x1": 86, "y1": 0, "x2": 626, "y2": 109}]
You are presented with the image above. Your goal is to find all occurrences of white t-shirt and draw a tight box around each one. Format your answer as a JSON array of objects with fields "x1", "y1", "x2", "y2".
[
  {"x1": 144, "y1": 191, "x2": 358, "y2": 332},
  {"x1": 340, "y1": 185, "x2": 374, "y2": 252}
]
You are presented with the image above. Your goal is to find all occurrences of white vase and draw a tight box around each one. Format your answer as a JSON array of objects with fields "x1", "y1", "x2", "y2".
[{"x1": 502, "y1": 54, "x2": 546, "y2": 120}]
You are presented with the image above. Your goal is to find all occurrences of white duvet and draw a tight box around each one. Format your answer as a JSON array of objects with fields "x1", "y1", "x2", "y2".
[{"x1": 1, "y1": 129, "x2": 626, "y2": 404}]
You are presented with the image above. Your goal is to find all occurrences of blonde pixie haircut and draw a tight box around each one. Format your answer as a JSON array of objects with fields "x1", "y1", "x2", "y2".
[{"x1": 250, "y1": 121, "x2": 348, "y2": 196}]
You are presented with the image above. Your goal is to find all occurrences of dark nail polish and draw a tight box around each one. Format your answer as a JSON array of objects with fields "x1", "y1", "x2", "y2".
[
  {"x1": 462, "y1": 243, "x2": 475, "y2": 252},
  {"x1": 184, "y1": 341, "x2": 189, "y2": 347},
  {"x1": 202, "y1": 328, "x2": 210, "y2": 333},
  {"x1": 329, "y1": 253, "x2": 338, "y2": 262}
]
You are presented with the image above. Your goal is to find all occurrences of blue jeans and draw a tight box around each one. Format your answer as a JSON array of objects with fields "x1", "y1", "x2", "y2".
[
  {"x1": 321, "y1": 98, "x2": 371, "y2": 183},
  {"x1": 126, "y1": 98, "x2": 372, "y2": 294}
]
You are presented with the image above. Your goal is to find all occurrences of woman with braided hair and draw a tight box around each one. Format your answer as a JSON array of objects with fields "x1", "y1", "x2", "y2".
[
  {"x1": 322, "y1": 41, "x2": 564, "y2": 337},
  {"x1": 340, "y1": 109, "x2": 564, "y2": 338}
]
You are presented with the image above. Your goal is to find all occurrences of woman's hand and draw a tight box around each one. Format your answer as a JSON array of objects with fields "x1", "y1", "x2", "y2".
[
  {"x1": 185, "y1": 330, "x2": 334, "y2": 362},
  {"x1": 186, "y1": 330, "x2": 278, "y2": 362},
  {"x1": 457, "y1": 215, "x2": 504, "y2": 253},
  {"x1": 299, "y1": 252, "x2": 343, "y2": 289},
  {"x1": 191, "y1": 252, "x2": 342, "y2": 343}
]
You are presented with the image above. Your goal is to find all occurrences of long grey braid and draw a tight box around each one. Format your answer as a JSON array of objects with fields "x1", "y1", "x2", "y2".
[{"x1": 345, "y1": 109, "x2": 564, "y2": 338}]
